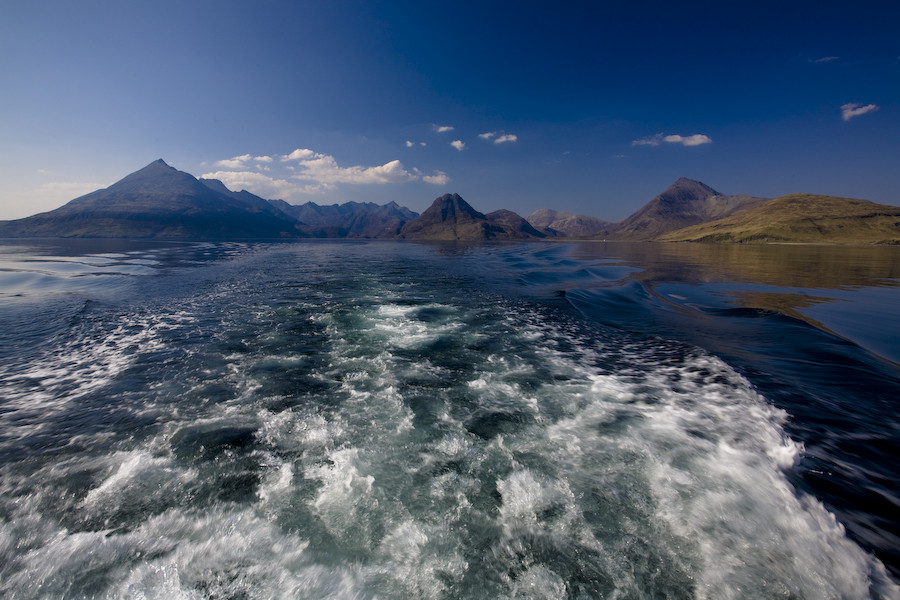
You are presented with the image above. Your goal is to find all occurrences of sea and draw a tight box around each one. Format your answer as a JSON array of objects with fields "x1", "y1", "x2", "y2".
[{"x1": 0, "y1": 238, "x2": 898, "y2": 599}]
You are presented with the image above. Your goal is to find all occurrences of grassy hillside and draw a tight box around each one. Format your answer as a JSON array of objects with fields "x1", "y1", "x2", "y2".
[{"x1": 656, "y1": 194, "x2": 900, "y2": 244}]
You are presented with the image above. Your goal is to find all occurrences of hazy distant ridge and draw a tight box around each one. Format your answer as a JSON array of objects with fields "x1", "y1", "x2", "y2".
[
  {"x1": 526, "y1": 209, "x2": 611, "y2": 238},
  {"x1": 268, "y1": 198, "x2": 418, "y2": 238}
]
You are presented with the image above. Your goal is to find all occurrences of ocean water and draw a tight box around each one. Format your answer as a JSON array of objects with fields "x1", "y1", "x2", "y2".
[{"x1": 0, "y1": 239, "x2": 898, "y2": 599}]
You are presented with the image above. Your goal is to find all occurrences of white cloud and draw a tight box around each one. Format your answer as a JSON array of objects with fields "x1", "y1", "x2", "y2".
[
  {"x1": 281, "y1": 148, "x2": 317, "y2": 161},
  {"x1": 210, "y1": 147, "x2": 448, "y2": 199},
  {"x1": 812, "y1": 56, "x2": 839, "y2": 63},
  {"x1": 663, "y1": 134, "x2": 712, "y2": 146},
  {"x1": 288, "y1": 154, "x2": 417, "y2": 187},
  {"x1": 200, "y1": 170, "x2": 301, "y2": 199},
  {"x1": 405, "y1": 140, "x2": 415, "y2": 148},
  {"x1": 423, "y1": 171, "x2": 450, "y2": 185},
  {"x1": 479, "y1": 131, "x2": 517, "y2": 144},
  {"x1": 433, "y1": 124, "x2": 455, "y2": 133},
  {"x1": 254, "y1": 155, "x2": 274, "y2": 163},
  {"x1": 215, "y1": 154, "x2": 253, "y2": 168},
  {"x1": 632, "y1": 133, "x2": 712, "y2": 147},
  {"x1": 841, "y1": 102, "x2": 879, "y2": 121},
  {"x1": 450, "y1": 140, "x2": 466, "y2": 151}
]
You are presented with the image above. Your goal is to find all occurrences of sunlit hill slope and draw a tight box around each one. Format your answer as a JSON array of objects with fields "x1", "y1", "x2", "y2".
[{"x1": 656, "y1": 194, "x2": 900, "y2": 244}]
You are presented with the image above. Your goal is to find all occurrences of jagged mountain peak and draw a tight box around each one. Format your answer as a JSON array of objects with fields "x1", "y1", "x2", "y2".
[
  {"x1": 399, "y1": 193, "x2": 543, "y2": 240},
  {"x1": 426, "y1": 193, "x2": 486, "y2": 221},
  {"x1": 120, "y1": 158, "x2": 178, "y2": 179}
]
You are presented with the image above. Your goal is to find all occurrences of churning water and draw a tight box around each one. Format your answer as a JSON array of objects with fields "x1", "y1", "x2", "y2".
[{"x1": 0, "y1": 240, "x2": 897, "y2": 599}]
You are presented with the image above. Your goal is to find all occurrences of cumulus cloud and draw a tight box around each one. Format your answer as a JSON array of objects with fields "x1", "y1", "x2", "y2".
[
  {"x1": 450, "y1": 140, "x2": 466, "y2": 151},
  {"x1": 478, "y1": 132, "x2": 495, "y2": 140},
  {"x1": 200, "y1": 170, "x2": 301, "y2": 199},
  {"x1": 282, "y1": 151, "x2": 417, "y2": 187},
  {"x1": 423, "y1": 171, "x2": 450, "y2": 185},
  {"x1": 209, "y1": 147, "x2": 449, "y2": 199},
  {"x1": 632, "y1": 133, "x2": 712, "y2": 147},
  {"x1": 215, "y1": 154, "x2": 253, "y2": 168},
  {"x1": 433, "y1": 125, "x2": 455, "y2": 133},
  {"x1": 841, "y1": 102, "x2": 879, "y2": 121},
  {"x1": 281, "y1": 148, "x2": 317, "y2": 161},
  {"x1": 405, "y1": 140, "x2": 415, "y2": 148}
]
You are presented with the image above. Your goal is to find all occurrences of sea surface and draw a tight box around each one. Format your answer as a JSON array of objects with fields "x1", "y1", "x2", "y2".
[{"x1": 0, "y1": 238, "x2": 898, "y2": 599}]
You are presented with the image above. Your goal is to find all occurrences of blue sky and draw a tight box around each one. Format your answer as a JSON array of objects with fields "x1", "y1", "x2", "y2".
[{"x1": 1, "y1": 0, "x2": 898, "y2": 220}]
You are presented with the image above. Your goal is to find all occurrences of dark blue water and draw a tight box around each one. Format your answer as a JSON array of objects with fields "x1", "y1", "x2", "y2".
[{"x1": 0, "y1": 239, "x2": 897, "y2": 599}]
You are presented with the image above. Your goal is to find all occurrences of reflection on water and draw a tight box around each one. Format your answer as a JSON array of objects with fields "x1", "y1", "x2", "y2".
[
  {"x1": 557, "y1": 242, "x2": 900, "y2": 365},
  {"x1": 0, "y1": 239, "x2": 256, "y2": 300},
  {"x1": 565, "y1": 242, "x2": 900, "y2": 289}
]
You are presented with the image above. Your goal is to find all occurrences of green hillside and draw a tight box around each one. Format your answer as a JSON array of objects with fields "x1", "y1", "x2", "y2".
[{"x1": 656, "y1": 194, "x2": 900, "y2": 244}]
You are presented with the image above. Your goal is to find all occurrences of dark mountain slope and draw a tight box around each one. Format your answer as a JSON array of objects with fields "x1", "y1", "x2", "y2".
[
  {"x1": 399, "y1": 193, "x2": 539, "y2": 240},
  {"x1": 0, "y1": 160, "x2": 306, "y2": 239},
  {"x1": 485, "y1": 209, "x2": 546, "y2": 239}
]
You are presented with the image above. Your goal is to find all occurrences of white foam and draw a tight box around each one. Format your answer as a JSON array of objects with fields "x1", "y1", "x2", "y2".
[
  {"x1": 4, "y1": 247, "x2": 898, "y2": 598},
  {"x1": 0, "y1": 503, "x2": 370, "y2": 599},
  {"x1": 306, "y1": 447, "x2": 377, "y2": 543},
  {"x1": 504, "y1": 564, "x2": 567, "y2": 599},
  {"x1": 366, "y1": 302, "x2": 462, "y2": 350},
  {"x1": 497, "y1": 469, "x2": 578, "y2": 534},
  {"x1": 0, "y1": 310, "x2": 186, "y2": 442},
  {"x1": 256, "y1": 460, "x2": 293, "y2": 504},
  {"x1": 82, "y1": 450, "x2": 196, "y2": 511}
]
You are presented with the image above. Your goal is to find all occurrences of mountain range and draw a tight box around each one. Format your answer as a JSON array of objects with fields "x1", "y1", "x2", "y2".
[{"x1": 1, "y1": 159, "x2": 897, "y2": 244}]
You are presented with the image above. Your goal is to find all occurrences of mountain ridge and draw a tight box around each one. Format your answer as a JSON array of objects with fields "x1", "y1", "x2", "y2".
[
  {"x1": 1, "y1": 160, "x2": 893, "y2": 244},
  {"x1": 270, "y1": 199, "x2": 418, "y2": 238}
]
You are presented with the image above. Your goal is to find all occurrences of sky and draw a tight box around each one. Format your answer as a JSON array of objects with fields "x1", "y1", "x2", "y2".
[{"x1": 1, "y1": 0, "x2": 898, "y2": 221}]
